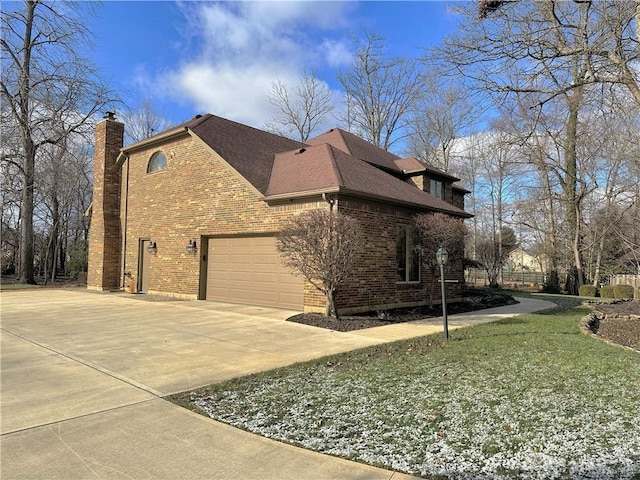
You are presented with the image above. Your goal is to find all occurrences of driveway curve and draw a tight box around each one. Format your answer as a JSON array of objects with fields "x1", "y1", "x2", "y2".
[{"x1": 1, "y1": 288, "x2": 554, "y2": 479}]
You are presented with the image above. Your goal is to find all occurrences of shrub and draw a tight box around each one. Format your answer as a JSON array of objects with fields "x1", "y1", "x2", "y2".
[
  {"x1": 578, "y1": 285, "x2": 598, "y2": 297},
  {"x1": 600, "y1": 285, "x2": 615, "y2": 298},
  {"x1": 542, "y1": 270, "x2": 561, "y2": 294},
  {"x1": 66, "y1": 241, "x2": 88, "y2": 280},
  {"x1": 613, "y1": 284, "x2": 634, "y2": 299}
]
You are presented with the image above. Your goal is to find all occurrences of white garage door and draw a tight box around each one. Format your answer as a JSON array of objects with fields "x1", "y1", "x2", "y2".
[{"x1": 206, "y1": 236, "x2": 304, "y2": 310}]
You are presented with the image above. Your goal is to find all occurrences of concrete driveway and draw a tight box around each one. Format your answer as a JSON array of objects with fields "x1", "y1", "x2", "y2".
[
  {"x1": 1, "y1": 289, "x2": 413, "y2": 480},
  {"x1": 1, "y1": 289, "x2": 554, "y2": 479}
]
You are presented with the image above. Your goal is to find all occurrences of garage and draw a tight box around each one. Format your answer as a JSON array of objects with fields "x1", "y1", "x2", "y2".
[{"x1": 205, "y1": 236, "x2": 304, "y2": 310}]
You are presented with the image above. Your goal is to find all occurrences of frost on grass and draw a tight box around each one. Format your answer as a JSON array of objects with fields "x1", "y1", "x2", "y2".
[{"x1": 191, "y1": 335, "x2": 640, "y2": 479}]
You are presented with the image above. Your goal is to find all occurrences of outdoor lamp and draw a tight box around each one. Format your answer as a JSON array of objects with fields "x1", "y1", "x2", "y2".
[
  {"x1": 436, "y1": 246, "x2": 449, "y2": 266},
  {"x1": 147, "y1": 241, "x2": 157, "y2": 255},
  {"x1": 187, "y1": 239, "x2": 197, "y2": 255},
  {"x1": 436, "y1": 246, "x2": 449, "y2": 340}
]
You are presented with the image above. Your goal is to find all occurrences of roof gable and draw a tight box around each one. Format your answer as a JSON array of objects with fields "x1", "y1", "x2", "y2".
[
  {"x1": 267, "y1": 145, "x2": 341, "y2": 196},
  {"x1": 308, "y1": 128, "x2": 461, "y2": 182},
  {"x1": 188, "y1": 114, "x2": 305, "y2": 194},
  {"x1": 308, "y1": 128, "x2": 402, "y2": 173}
]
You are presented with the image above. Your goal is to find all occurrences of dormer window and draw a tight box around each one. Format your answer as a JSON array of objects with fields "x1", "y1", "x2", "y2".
[
  {"x1": 147, "y1": 151, "x2": 167, "y2": 173},
  {"x1": 430, "y1": 179, "x2": 444, "y2": 200}
]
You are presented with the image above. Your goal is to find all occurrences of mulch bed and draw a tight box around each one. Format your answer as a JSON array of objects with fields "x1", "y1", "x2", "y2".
[
  {"x1": 287, "y1": 292, "x2": 519, "y2": 332},
  {"x1": 584, "y1": 300, "x2": 640, "y2": 351}
]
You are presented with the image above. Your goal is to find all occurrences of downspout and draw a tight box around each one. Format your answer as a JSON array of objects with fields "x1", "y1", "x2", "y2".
[
  {"x1": 322, "y1": 192, "x2": 335, "y2": 211},
  {"x1": 322, "y1": 192, "x2": 336, "y2": 316},
  {"x1": 119, "y1": 153, "x2": 130, "y2": 290}
]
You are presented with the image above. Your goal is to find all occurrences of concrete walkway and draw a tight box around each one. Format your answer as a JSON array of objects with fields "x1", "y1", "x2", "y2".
[
  {"x1": 1, "y1": 289, "x2": 555, "y2": 479},
  {"x1": 352, "y1": 296, "x2": 555, "y2": 342}
]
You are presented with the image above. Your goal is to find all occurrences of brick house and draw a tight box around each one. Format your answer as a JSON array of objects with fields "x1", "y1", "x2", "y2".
[{"x1": 88, "y1": 112, "x2": 471, "y2": 314}]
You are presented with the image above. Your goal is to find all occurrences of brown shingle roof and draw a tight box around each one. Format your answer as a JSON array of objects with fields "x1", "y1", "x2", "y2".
[
  {"x1": 123, "y1": 113, "x2": 469, "y2": 216},
  {"x1": 266, "y1": 144, "x2": 470, "y2": 216},
  {"x1": 188, "y1": 114, "x2": 305, "y2": 194},
  {"x1": 393, "y1": 157, "x2": 426, "y2": 174},
  {"x1": 307, "y1": 128, "x2": 460, "y2": 182},
  {"x1": 307, "y1": 128, "x2": 401, "y2": 173}
]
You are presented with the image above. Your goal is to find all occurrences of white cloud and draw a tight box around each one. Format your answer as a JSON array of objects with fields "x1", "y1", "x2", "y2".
[
  {"x1": 158, "y1": 1, "x2": 355, "y2": 128},
  {"x1": 174, "y1": 63, "x2": 297, "y2": 126},
  {"x1": 320, "y1": 39, "x2": 353, "y2": 68}
]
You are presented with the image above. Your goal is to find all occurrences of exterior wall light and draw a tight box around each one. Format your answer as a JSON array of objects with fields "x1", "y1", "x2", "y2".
[
  {"x1": 187, "y1": 239, "x2": 197, "y2": 255},
  {"x1": 147, "y1": 241, "x2": 157, "y2": 255},
  {"x1": 436, "y1": 245, "x2": 449, "y2": 340}
]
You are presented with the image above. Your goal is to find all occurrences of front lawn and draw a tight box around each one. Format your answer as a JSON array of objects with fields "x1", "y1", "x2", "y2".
[{"x1": 169, "y1": 295, "x2": 640, "y2": 479}]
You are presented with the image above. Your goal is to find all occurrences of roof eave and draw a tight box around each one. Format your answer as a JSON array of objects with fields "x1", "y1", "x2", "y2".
[
  {"x1": 402, "y1": 167, "x2": 427, "y2": 175},
  {"x1": 337, "y1": 188, "x2": 472, "y2": 217},
  {"x1": 262, "y1": 187, "x2": 341, "y2": 202},
  {"x1": 263, "y1": 186, "x2": 472, "y2": 217},
  {"x1": 453, "y1": 185, "x2": 472, "y2": 194},
  {"x1": 121, "y1": 126, "x2": 189, "y2": 154}
]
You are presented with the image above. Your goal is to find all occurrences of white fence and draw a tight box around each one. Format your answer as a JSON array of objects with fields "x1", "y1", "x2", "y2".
[{"x1": 609, "y1": 275, "x2": 640, "y2": 288}]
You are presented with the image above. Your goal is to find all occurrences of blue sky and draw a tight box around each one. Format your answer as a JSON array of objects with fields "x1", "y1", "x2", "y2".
[{"x1": 89, "y1": 1, "x2": 460, "y2": 130}]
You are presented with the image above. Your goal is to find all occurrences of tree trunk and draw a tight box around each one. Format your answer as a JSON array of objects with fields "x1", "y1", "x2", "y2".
[
  {"x1": 326, "y1": 288, "x2": 338, "y2": 319},
  {"x1": 17, "y1": 1, "x2": 37, "y2": 284},
  {"x1": 497, "y1": 181, "x2": 504, "y2": 286},
  {"x1": 563, "y1": 89, "x2": 584, "y2": 291},
  {"x1": 19, "y1": 138, "x2": 36, "y2": 284},
  {"x1": 592, "y1": 233, "x2": 605, "y2": 287}
]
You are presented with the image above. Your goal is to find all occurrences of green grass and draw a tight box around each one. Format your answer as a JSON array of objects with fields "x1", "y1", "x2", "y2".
[
  {"x1": 169, "y1": 295, "x2": 640, "y2": 479},
  {"x1": 0, "y1": 282, "x2": 42, "y2": 291}
]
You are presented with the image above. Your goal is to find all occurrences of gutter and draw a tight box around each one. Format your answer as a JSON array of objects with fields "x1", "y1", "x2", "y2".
[
  {"x1": 261, "y1": 187, "x2": 341, "y2": 202},
  {"x1": 263, "y1": 187, "x2": 472, "y2": 218}
]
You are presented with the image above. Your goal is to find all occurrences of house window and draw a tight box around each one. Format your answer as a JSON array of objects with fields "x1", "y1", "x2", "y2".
[
  {"x1": 147, "y1": 151, "x2": 167, "y2": 173},
  {"x1": 396, "y1": 226, "x2": 420, "y2": 282},
  {"x1": 430, "y1": 179, "x2": 444, "y2": 200}
]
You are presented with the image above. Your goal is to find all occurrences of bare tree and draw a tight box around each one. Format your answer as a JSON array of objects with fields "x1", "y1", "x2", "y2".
[
  {"x1": 122, "y1": 97, "x2": 174, "y2": 145},
  {"x1": 407, "y1": 76, "x2": 479, "y2": 171},
  {"x1": 276, "y1": 209, "x2": 364, "y2": 318},
  {"x1": 35, "y1": 131, "x2": 93, "y2": 282},
  {"x1": 338, "y1": 30, "x2": 422, "y2": 150},
  {"x1": 476, "y1": 227, "x2": 519, "y2": 288},
  {"x1": 581, "y1": 99, "x2": 640, "y2": 284},
  {"x1": 415, "y1": 212, "x2": 467, "y2": 305},
  {"x1": 264, "y1": 71, "x2": 334, "y2": 142},
  {"x1": 478, "y1": 0, "x2": 640, "y2": 106},
  {"x1": 1, "y1": 0, "x2": 115, "y2": 283},
  {"x1": 437, "y1": 1, "x2": 639, "y2": 289}
]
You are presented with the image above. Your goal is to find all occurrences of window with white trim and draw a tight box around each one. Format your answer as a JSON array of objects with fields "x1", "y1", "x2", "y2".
[
  {"x1": 396, "y1": 226, "x2": 420, "y2": 282},
  {"x1": 147, "y1": 151, "x2": 167, "y2": 173}
]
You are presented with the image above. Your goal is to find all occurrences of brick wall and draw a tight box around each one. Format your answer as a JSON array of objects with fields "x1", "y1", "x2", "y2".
[
  {"x1": 87, "y1": 116, "x2": 124, "y2": 290},
  {"x1": 452, "y1": 190, "x2": 466, "y2": 210},
  {"x1": 335, "y1": 196, "x2": 464, "y2": 314},
  {"x1": 120, "y1": 133, "x2": 328, "y2": 304},
  {"x1": 107, "y1": 126, "x2": 466, "y2": 313}
]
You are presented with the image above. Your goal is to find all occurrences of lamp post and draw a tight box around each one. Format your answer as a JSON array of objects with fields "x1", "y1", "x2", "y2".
[{"x1": 436, "y1": 246, "x2": 449, "y2": 340}]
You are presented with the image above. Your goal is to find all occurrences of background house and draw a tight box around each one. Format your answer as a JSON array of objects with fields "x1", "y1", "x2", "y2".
[
  {"x1": 88, "y1": 113, "x2": 470, "y2": 314},
  {"x1": 507, "y1": 247, "x2": 544, "y2": 273}
]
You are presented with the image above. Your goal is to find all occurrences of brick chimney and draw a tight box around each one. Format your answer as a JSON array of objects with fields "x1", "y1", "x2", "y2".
[{"x1": 87, "y1": 112, "x2": 124, "y2": 290}]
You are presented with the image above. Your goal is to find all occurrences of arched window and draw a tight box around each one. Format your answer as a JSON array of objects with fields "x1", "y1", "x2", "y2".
[{"x1": 147, "y1": 151, "x2": 167, "y2": 173}]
